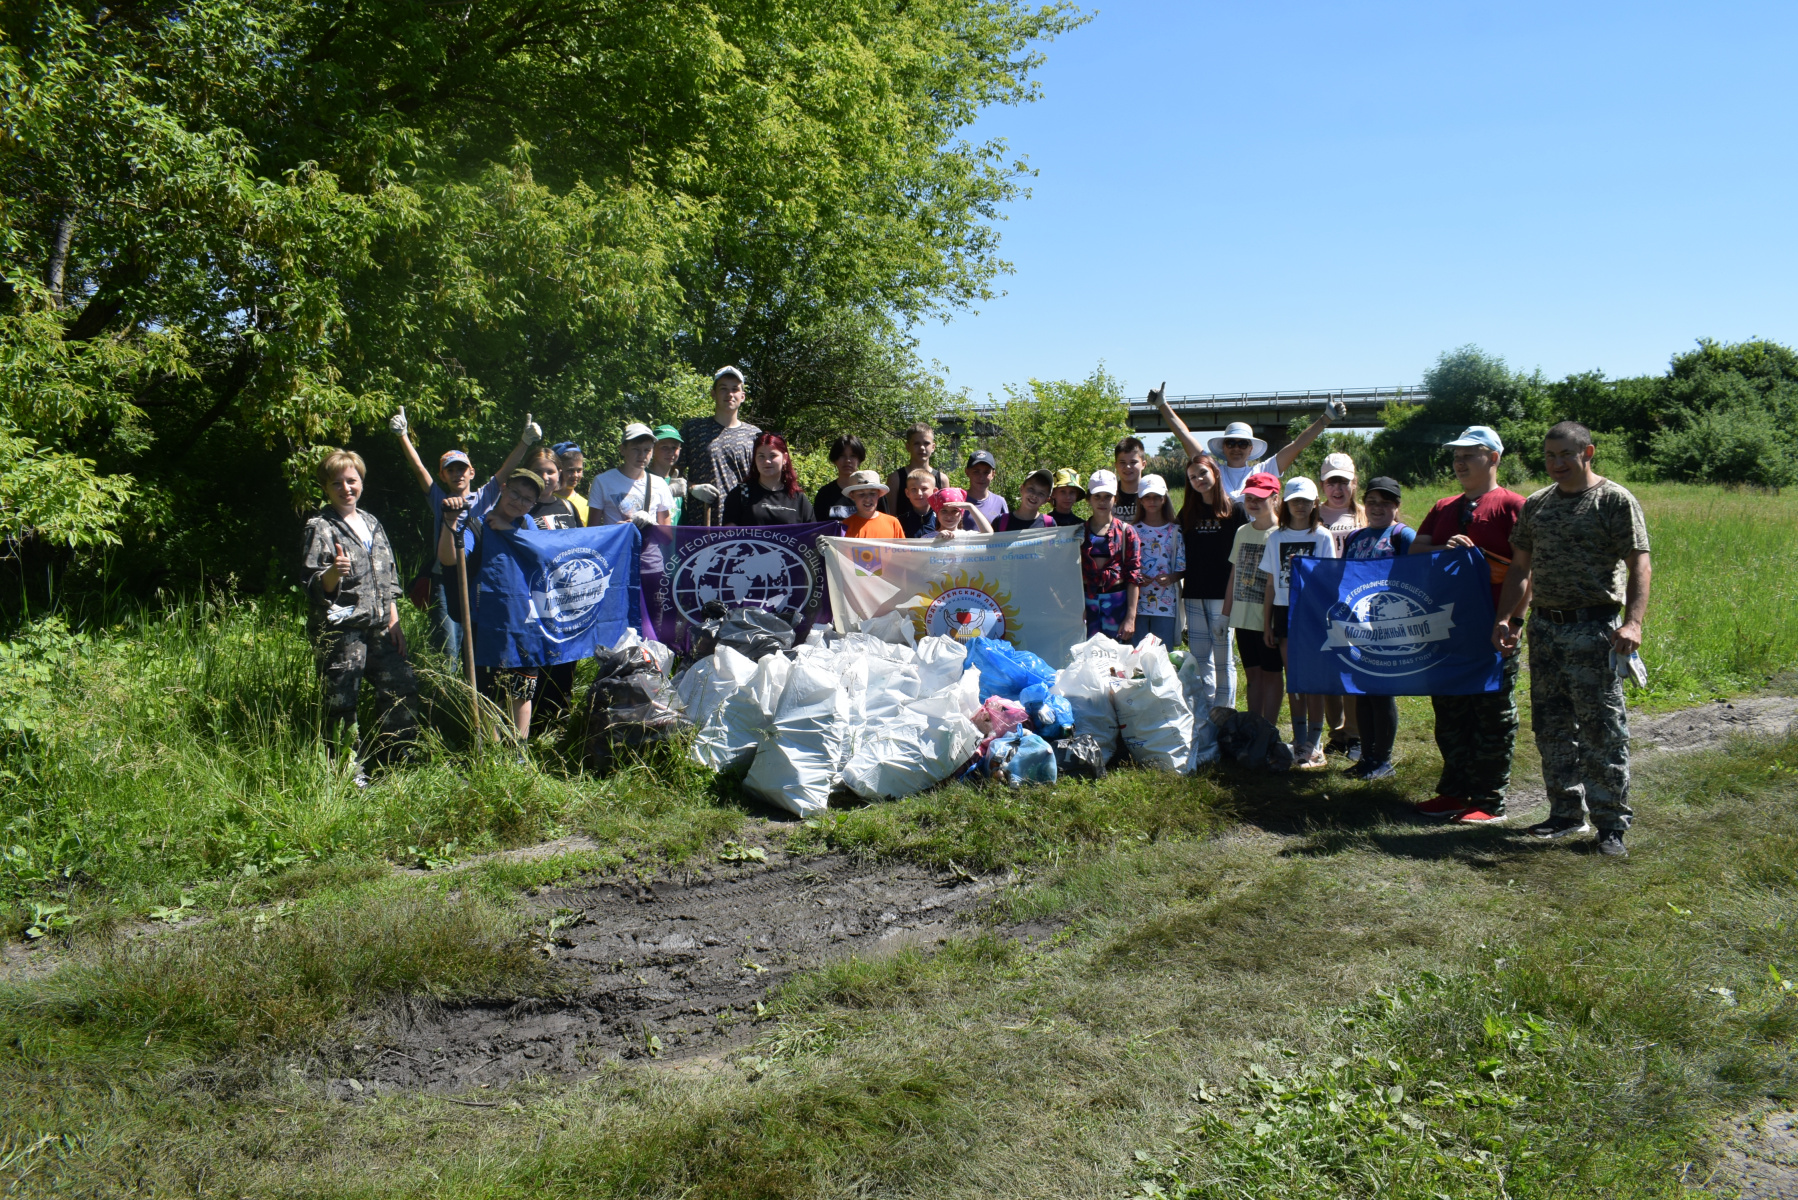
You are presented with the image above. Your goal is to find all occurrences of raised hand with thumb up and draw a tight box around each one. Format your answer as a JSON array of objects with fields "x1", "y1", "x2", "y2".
[
  {"x1": 388, "y1": 406, "x2": 409, "y2": 436},
  {"x1": 1148, "y1": 381, "x2": 1167, "y2": 408},
  {"x1": 521, "y1": 411, "x2": 542, "y2": 445}
]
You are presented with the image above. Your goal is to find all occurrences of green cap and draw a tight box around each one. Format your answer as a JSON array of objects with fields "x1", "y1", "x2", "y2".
[{"x1": 653, "y1": 424, "x2": 682, "y2": 443}]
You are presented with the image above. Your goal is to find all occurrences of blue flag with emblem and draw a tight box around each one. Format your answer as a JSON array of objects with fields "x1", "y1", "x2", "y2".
[
  {"x1": 1286, "y1": 546, "x2": 1503, "y2": 695},
  {"x1": 470, "y1": 523, "x2": 641, "y2": 667}
]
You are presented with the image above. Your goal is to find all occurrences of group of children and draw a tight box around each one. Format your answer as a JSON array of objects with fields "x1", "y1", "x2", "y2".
[
  {"x1": 1220, "y1": 458, "x2": 1413, "y2": 776},
  {"x1": 303, "y1": 376, "x2": 1398, "y2": 783}
]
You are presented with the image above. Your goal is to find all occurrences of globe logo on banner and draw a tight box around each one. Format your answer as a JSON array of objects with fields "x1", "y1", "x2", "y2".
[
  {"x1": 1320, "y1": 575, "x2": 1456, "y2": 678},
  {"x1": 671, "y1": 536, "x2": 816, "y2": 621},
  {"x1": 529, "y1": 547, "x2": 614, "y2": 645}
]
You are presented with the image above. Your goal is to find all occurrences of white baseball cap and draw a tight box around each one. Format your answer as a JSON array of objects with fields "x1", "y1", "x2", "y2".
[
  {"x1": 622, "y1": 421, "x2": 655, "y2": 443},
  {"x1": 1087, "y1": 469, "x2": 1119, "y2": 497},
  {"x1": 1320, "y1": 452, "x2": 1356, "y2": 482},
  {"x1": 1139, "y1": 473, "x2": 1169, "y2": 497},
  {"x1": 713, "y1": 365, "x2": 745, "y2": 384},
  {"x1": 1282, "y1": 476, "x2": 1319, "y2": 502}
]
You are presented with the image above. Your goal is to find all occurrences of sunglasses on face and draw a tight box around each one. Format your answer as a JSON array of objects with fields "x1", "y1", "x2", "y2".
[{"x1": 1223, "y1": 439, "x2": 1251, "y2": 449}]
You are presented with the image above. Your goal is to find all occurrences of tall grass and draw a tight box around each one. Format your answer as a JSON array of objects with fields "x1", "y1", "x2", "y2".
[{"x1": 0, "y1": 594, "x2": 740, "y2": 917}]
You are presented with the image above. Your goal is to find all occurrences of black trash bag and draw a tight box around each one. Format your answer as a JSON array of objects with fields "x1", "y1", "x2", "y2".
[
  {"x1": 583, "y1": 649, "x2": 689, "y2": 773},
  {"x1": 696, "y1": 605, "x2": 796, "y2": 662},
  {"x1": 1053, "y1": 734, "x2": 1108, "y2": 781},
  {"x1": 1213, "y1": 709, "x2": 1293, "y2": 773}
]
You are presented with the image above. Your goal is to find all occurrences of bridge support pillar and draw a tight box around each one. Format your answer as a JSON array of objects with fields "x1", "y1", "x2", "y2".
[{"x1": 1256, "y1": 424, "x2": 1291, "y2": 457}]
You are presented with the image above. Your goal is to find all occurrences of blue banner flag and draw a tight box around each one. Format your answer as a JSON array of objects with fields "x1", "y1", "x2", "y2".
[
  {"x1": 470, "y1": 523, "x2": 641, "y2": 667},
  {"x1": 640, "y1": 523, "x2": 840, "y2": 655},
  {"x1": 1286, "y1": 547, "x2": 1503, "y2": 696}
]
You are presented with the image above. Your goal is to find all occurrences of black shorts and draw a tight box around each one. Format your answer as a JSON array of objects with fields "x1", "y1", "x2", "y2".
[{"x1": 1236, "y1": 626, "x2": 1283, "y2": 673}]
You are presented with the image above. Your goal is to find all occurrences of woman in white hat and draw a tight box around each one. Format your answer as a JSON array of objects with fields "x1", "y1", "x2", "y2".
[{"x1": 1149, "y1": 385, "x2": 1344, "y2": 499}]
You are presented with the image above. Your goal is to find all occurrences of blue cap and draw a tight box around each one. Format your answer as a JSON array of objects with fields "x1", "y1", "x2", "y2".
[
  {"x1": 551, "y1": 441, "x2": 583, "y2": 456},
  {"x1": 1444, "y1": 425, "x2": 1503, "y2": 453}
]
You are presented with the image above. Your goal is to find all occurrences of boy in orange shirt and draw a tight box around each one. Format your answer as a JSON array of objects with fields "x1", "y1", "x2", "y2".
[{"x1": 842, "y1": 471, "x2": 905, "y2": 538}]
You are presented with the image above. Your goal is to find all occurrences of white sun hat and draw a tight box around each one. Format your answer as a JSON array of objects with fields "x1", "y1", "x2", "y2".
[{"x1": 1207, "y1": 421, "x2": 1268, "y2": 461}]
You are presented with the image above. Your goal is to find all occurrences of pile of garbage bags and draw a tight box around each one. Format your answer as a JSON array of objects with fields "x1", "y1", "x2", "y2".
[{"x1": 664, "y1": 611, "x2": 1201, "y2": 817}]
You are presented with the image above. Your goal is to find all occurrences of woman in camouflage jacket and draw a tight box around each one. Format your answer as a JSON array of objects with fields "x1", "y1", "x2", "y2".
[{"x1": 300, "y1": 449, "x2": 418, "y2": 777}]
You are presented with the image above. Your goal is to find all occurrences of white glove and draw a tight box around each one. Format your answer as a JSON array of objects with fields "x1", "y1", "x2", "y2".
[
  {"x1": 688, "y1": 483, "x2": 721, "y2": 507},
  {"x1": 667, "y1": 476, "x2": 687, "y2": 498},
  {"x1": 388, "y1": 406, "x2": 408, "y2": 435},
  {"x1": 520, "y1": 411, "x2": 542, "y2": 445},
  {"x1": 1324, "y1": 398, "x2": 1348, "y2": 422},
  {"x1": 629, "y1": 509, "x2": 654, "y2": 528}
]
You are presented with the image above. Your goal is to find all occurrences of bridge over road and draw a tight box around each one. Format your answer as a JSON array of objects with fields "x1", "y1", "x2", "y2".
[
  {"x1": 1128, "y1": 386, "x2": 1427, "y2": 451},
  {"x1": 937, "y1": 385, "x2": 1428, "y2": 459}
]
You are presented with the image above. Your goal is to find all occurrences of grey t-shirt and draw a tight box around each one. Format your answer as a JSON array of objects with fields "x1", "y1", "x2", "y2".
[{"x1": 1512, "y1": 478, "x2": 1651, "y2": 609}]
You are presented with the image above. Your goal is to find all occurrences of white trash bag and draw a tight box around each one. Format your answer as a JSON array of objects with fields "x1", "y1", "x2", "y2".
[
  {"x1": 1114, "y1": 640, "x2": 1195, "y2": 772},
  {"x1": 675, "y1": 644, "x2": 756, "y2": 726},
  {"x1": 841, "y1": 712, "x2": 981, "y2": 801},
  {"x1": 743, "y1": 660, "x2": 855, "y2": 818},
  {"x1": 694, "y1": 651, "x2": 790, "y2": 773},
  {"x1": 1055, "y1": 656, "x2": 1123, "y2": 760},
  {"x1": 914, "y1": 635, "x2": 969, "y2": 696}
]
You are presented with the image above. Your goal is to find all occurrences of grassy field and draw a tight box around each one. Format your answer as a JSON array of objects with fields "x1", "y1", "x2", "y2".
[{"x1": 1, "y1": 481, "x2": 1795, "y2": 1196}]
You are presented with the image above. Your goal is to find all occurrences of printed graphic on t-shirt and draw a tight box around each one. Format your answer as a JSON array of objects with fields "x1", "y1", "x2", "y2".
[
  {"x1": 1232, "y1": 539, "x2": 1267, "y2": 607},
  {"x1": 1276, "y1": 540, "x2": 1316, "y2": 591}
]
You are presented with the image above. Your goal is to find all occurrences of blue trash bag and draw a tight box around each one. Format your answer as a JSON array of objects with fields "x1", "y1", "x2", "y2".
[
  {"x1": 1020, "y1": 681, "x2": 1075, "y2": 741},
  {"x1": 967, "y1": 729, "x2": 1059, "y2": 786},
  {"x1": 964, "y1": 636, "x2": 1057, "y2": 702}
]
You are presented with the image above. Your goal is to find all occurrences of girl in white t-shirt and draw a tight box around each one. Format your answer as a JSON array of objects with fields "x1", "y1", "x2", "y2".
[
  {"x1": 1131, "y1": 475, "x2": 1185, "y2": 647},
  {"x1": 1258, "y1": 477, "x2": 1337, "y2": 769},
  {"x1": 1316, "y1": 453, "x2": 1365, "y2": 761}
]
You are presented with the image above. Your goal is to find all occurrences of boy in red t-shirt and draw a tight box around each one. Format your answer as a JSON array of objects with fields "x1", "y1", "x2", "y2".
[{"x1": 1408, "y1": 425, "x2": 1531, "y2": 823}]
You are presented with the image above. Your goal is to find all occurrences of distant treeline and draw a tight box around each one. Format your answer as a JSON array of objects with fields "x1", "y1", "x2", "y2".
[{"x1": 1258, "y1": 339, "x2": 1798, "y2": 492}]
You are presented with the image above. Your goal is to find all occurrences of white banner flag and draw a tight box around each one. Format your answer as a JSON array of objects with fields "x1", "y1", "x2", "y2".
[{"x1": 820, "y1": 526, "x2": 1087, "y2": 668}]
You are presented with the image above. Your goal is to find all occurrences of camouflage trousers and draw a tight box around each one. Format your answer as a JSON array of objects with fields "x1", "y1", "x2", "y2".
[
  {"x1": 315, "y1": 627, "x2": 419, "y2": 767},
  {"x1": 1431, "y1": 649, "x2": 1521, "y2": 806},
  {"x1": 1528, "y1": 616, "x2": 1632, "y2": 832}
]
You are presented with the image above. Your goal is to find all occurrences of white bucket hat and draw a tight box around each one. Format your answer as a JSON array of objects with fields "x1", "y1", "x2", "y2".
[{"x1": 1207, "y1": 421, "x2": 1268, "y2": 460}]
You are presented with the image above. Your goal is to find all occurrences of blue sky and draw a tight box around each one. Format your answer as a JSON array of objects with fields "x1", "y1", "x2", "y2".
[{"x1": 913, "y1": 1, "x2": 1798, "y2": 405}]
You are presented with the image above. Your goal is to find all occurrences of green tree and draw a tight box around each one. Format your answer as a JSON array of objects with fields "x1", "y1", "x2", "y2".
[
  {"x1": 1369, "y1": 346, "x2": 1552, "y2": 482},
  {"x1": 974, "y1": 366, "x2": 1133, "y2": 486},
  {"x1": 0, "y1": 0, "x2": 1081, "y2": 586},
  {"x1": 1648, "y1": 339, "x2": 1798, "y2": 488}
]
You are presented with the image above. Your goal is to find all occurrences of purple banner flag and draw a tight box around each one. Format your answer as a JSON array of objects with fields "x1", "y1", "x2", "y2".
[{"x1": 641, "y1": 522, "x2": 840, "y2": 655}]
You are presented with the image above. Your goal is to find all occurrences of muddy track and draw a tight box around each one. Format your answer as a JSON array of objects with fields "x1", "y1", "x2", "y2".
[{"x1": 326, "y1": 855, "x2": 1014, "y2": 1096}]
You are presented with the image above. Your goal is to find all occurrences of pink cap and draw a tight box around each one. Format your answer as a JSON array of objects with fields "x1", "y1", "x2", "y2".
[{"x1": 929, "y1": 487, "x2": 967, "y2": 513}]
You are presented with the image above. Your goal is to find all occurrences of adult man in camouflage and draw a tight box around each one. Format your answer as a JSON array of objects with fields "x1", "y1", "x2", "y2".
[{"x1": 1493, "y1": 422, "x2": 1652, "y2": 857}]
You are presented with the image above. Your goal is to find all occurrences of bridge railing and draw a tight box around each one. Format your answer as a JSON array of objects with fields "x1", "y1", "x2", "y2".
[{"x1": 1130, "y1": 385, "x2": 1428, "y2": 413}]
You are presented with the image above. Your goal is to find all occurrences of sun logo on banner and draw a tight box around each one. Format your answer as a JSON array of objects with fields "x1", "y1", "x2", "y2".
[{"x1": 916, "y1": 571, "x2": 1022, "y2": 641}]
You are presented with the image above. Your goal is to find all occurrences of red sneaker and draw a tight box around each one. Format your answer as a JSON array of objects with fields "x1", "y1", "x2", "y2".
[
  {"x1": 1415, "y1": 795, "x2": 1469, "y2": 819},
  {"x1": 1453, "y1": 808, "x2": 1509, "y2": 824}
]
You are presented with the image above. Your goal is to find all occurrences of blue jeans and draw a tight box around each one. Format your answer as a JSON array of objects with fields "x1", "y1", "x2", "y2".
[
  {"x1": 1183, "y1": 598, "x2": 1235, "y2": 766},
  {"x1": 432, "y1": 575, "x2": 465, "y2": 664},
  {"x1": 1133, "y1": 614, "x2": 1180, "y2": 647}
]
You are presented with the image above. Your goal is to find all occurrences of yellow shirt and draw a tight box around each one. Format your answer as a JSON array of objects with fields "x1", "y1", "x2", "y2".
[{"x1": 563, "y1": 492, "x2": 591, "y2": 526}]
